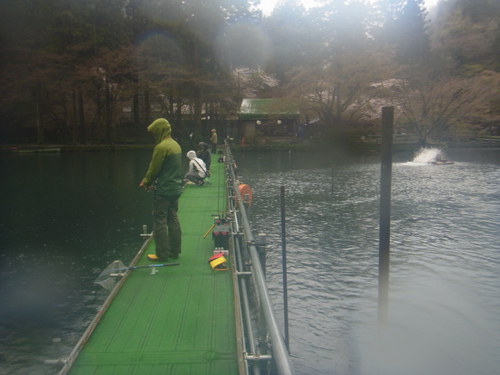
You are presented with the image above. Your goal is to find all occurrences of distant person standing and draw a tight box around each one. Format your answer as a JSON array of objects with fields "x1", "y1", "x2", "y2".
[
  {"x1": 210, "y1": 128, "x2": 218, "y2": 154},
  {"x1": 139, "y1": 118, "x2": 183, "y2": 261}
]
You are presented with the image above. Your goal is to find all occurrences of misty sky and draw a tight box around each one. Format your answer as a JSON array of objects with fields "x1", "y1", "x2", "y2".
[{"x1": 259, "y1": 0, "x2": 440, "y2": 16}]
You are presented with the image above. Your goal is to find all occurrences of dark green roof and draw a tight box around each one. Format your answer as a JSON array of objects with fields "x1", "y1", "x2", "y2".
[{"x1": 238, "y1": 99, "x2": 299, "y2": 120}]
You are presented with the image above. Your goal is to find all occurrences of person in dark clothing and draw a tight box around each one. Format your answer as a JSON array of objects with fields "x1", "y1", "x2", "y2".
[
  {"x1": 139, "y1": 118, "x2": 183, "y2": 261},
  {"x1": 197, "y1": 142, "x2": 211, "y2": 171}
]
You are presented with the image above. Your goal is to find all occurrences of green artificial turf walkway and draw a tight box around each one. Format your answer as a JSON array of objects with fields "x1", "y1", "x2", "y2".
[{"x1": 68, "y1": 155, "x2": 240, "y2": 375}]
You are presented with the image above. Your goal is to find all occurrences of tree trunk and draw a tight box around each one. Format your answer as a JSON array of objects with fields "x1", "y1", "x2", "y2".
[
  {"x1": 72, "y1": 90, "x2": 78, "y2": 144},
  {"x1": 78, "y1": 90, "x2": 86, "y2": 145},
  {"x1": 193, "y1": 88, "x2": 202, "y2": 137},
  {"x1": 144, "y1": 89, "x2": 150, "y2": 126},
  {"x1": 105, "y1": 82, "x2": 113, "y2": 145},
  {"x1": 36, "y1": 90, "x2": 44, "y2": 144},
  {"x1": 335, "y1": 84, "x2": 342, "y2": 129},
  {"x1": 133, "y1": 91, "x2": 140, "y2": 140}
]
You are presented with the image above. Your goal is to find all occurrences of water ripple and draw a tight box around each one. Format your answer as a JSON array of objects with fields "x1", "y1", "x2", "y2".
[{"x1": 239, "y1": 150, "x2": 500, "y2": 375}]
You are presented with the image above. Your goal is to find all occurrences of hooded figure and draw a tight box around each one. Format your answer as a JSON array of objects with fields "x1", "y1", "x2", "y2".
[
  {"x1": 141, "y1": 118, "x2": 183, "y2": 197},
  {"x1": 185, "y1": 150, "x2": 207, "y2": 186},
  {"x1": 140, "y1": 118, "x2": 183, "y2": 261}
]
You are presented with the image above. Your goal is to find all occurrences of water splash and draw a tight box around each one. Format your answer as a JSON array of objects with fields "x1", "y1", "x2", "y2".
[{"x1": 412, "y1": 148, "x2": 442, "y2": 163}]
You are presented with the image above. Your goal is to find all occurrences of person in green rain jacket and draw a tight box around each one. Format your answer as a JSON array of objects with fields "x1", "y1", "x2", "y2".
[{"x1": 140, "y1": 118, "x2": 183, "y2": 261}]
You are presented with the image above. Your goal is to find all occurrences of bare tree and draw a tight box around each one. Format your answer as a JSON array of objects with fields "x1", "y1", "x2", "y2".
[
  {"x1": 284, "y1": 48, "x2": 394, "y2": 130},
  {"x1": 395, "y1": 75, "x2": 493, "y2": 144}
]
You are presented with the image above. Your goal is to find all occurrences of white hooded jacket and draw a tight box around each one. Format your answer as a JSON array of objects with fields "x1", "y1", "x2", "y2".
[{"x1": 187, "y1": 150, "x2": 207, "y2": 178}]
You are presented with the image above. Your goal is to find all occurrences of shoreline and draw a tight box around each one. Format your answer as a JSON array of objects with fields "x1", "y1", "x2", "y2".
[{"x1": 1, "y1": 139, "x2": 500, "y2": 153}]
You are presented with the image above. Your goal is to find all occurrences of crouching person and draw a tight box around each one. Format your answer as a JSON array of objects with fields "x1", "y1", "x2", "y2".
[{"x1": 185, "y1": 150, "x2": 207, "y2": 186}]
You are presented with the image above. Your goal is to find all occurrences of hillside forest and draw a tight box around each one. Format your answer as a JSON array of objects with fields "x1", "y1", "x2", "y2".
[{"x1": 0, "y1": 0, "x2": 499, "y2": 146}]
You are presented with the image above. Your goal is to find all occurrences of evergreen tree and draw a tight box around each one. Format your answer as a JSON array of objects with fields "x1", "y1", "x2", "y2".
[
  {"x1": 432, "y1": 0, "x2": 500, "y2": 74},
  {"x1": 262, "y1": 0, "x2": 309, "y2": 80},
  {"x1": 396, "y1": 0, "x2": 430, "y2": 63},
  {"x1": 454, "y1": 0, "x2": 500, "y2": 23},
  {"x1": 375, "y1": 0, "x2": 430, "y2": 64}
]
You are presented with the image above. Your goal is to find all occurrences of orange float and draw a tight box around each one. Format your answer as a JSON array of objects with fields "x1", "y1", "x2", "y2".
[{"x1": 236, "y1": 184, "x2": 253, "y2": 206}]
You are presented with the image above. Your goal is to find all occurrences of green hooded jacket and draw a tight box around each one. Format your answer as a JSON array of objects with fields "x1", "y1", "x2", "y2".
[{"x1": 142, "y1": 118, "x2": 183, "y2": 197}]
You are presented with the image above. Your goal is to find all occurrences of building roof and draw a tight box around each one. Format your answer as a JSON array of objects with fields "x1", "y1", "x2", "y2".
[{"x1": 237, "y1": 99, "x2": 299, "y2": 120}]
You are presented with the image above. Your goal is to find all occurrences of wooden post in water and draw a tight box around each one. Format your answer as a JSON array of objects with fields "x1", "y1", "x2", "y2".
[
  {"x1": 280, "y1": 185, "x2": 290, "y2": 351},
  {"x1": 378, "y1": 107, "x2": 393, "y2": 328}
]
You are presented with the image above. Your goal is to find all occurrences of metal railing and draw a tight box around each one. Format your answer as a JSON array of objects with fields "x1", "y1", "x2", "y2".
[{"x1": 224, "y1": 141, "x2": 295, "y2": 375}]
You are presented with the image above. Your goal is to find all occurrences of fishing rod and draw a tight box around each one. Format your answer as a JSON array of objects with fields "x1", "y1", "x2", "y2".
[{"x1": 95, "y1": 260, "x2": 179, "y2": 290}]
